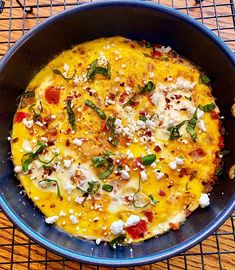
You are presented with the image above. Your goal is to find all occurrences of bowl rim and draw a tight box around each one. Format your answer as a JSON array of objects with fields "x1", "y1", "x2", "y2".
[{"x1": 0, "y1": 0, "x2": 235, "y2": 266}]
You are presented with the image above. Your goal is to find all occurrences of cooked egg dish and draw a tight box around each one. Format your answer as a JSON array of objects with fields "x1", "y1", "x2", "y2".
[{"x1": 11, "y1": 37, "x2": 224, "y2": 247}]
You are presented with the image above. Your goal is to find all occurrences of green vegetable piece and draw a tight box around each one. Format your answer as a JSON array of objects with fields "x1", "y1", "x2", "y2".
[
  {"x1": 145, "y1": 41, "x2": 152, "y2": 48},
  {"x1": 167, "y1": 121, "x2": 186, "y2": 140},
  {"x1": 186, "y1": 110, "x2": 198, "y2": 142},
  {"x1": 148, "y1": 194, "x2": 158, "y2": 205},
  {"x1": 98, "y1": 163, "x2": 114, "y2": 179},
  {"x1": 86, "y1": 59, "x2": 111, "y2": 80},
  {"x1": 108, "y1": 234, "x2": 126, "y2": 249},
  {"x1": 85, "y1": 99, "x2": 107, "y2": 120},
  {"x1": 198, "y1": 103, "x2": 215, "y2": 112},
  {"x1": 102, "y1": 184, "x2": 113, "y2": 192},
  {"x1": 200, "y1": 74, "x2": 210, "y2": 85},
  {"x1": 29, "y1": 101, "x2": 43, "y2": 122},
  {"x1": 139, "y1": 115, "x2": 147, "y2": 122},
  {"x1": 66, "y1": 100, "x2": 76, "y2": 131},
  {"x1": 21, "y1": 141, "x2": 46, "y2": 172},
  {"x1": 92, "y1": 156, "x2": 107, "y2": 168},
  {"x1": 53, "y1": 69, "x2": 76, "y2": 82},
  {"x1": 87, "y1": 181, "x2": 100, "y2": 194},
  {"x1": 139, "y1": 81, "x2": 156, "y2": 94},
  {"x1": 106, "y1": 116, "x2": 118, "y2": 147},
  {"x1": 141, "y1": 154, "x2": 156, "y2": 166},
  {"x1": 220, "y1": 150, "x2": 230, "y2": 156},
  {"x1": 122, "y1": 94, "x2": 137, "y2": 108},
  {"x1": 38, "y1": 154, "x2": 58, "y2": 165},
  {"x1": 39, "y1": 178, "x2": 61, "y2": 198}
]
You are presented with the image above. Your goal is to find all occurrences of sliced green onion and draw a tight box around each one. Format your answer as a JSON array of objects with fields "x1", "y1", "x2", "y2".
[
  {"x1": 122, "y1": 95, "x2": 136, "y2": 108},
  {"x1": 38, "y1": 154, "x2": 58, "y2": 165},
  {"x1": 85, "y1": 99, "x2": 107, "y2": 120},
  {"x1": 186, "y1": 110, "x2": 198, "y2": 142},
  {"x1": 86, "y1": 59, "x2": 111, "y2": 81},
  {"x1": 53, "y1": 69, "x2": 76, "y2": 82},
  {"x1": 66, "y1": 100, "x2": 76, "y2": 131},
  {"x1": 102, "y1": 184, "x2": 113, "y2": 192},
  {"x1": 39, "y1": 178, "x2": 61, "y2": 198},
  {"x1": 108, "y1": 234, "x2": 126, "y2": 249},
  {"x1": 141, "y1": 154, "x2": 156, "y2": 166},
  {"x1": 87, "y1": 181, "x2": 100, "y2": 194},
  {"x1": 139, "y1": 81, "x2": 156, "y2": 94},
  {"x1": 139, "y1": 115, "x2": 147, "y2": 122},
  {"x1": 106, "y1": 116, "x2": 118, "y2": 147},
  {"x1": 92, "y1": 156, "x2": 107, "y2": 168}
]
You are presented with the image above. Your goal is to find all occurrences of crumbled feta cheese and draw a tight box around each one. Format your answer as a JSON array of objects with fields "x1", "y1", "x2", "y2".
[
  {"x1": 70, "y1": 215, "x2": 78, "y2": 224},
  {"x1": 45, "y1": 216, "x2": 59, "y2": 224},
  {"x1": 14, "y1": 166, "x2": 22, "y2": 173},
  {"x1": 73, "y1": 138, "x2": 83, "y2": 146},
  {"x1": 63, "y1": 159, "x2": 72, "y2": 168},
  {"x1": 105, "y1": 96, "x2": 115, "y2": 106},
  {"x1": 22, "y1": 118, "x2": 34, "y2": 129},
  {"x1": 155, "y1": 171, "x2": 164, "y2": 180},
  {"x1": 110, "y1": 220, "x2": 125, "y2": 235},
  {"x1": 126, "y1": 149, "x2": 134, "y2": 159},
  {"x1": 125, "y1": 214, "x2": 140, "y2": 227},
  {"x1": 125, "y1": 86, "x2": 132, "y2": 94},
  {"x1": 65, "y1": 183, "x2": 75, "y2": 194},
  {"x1": 174, "y1": 77, "x2": 196, "y2": 91},
  {"x1": 64, "y1": 63, "x2": 69, "y2": 73},
  {"x1": 121, "y1": 170, "x2": 130, "y2": 180},
  {"x1": 95, "y1": 238, "x2": 101, "y2": 245},
  {"x1": 197, "y1": 109, "x2": 205, "y2": 119},
  {"x1": 59, "y1": 210, "x2": 66, "y2": 217},
  {"x1": 124, "y1": 165, "x2": 130, "y2": 172},
  {"x1": 22, "y1": 140, "x2": 32, "y2": 153},
  {"x1": 169, "y1": 161, "x2": 177, "y2": 170},
  {"x1": 151, "y1": 92, "x2": 161, "y2": 105},
  {"x1": 175, "y1": 157, "x2": 184, "y2": 165},
  {"x1": 75, "y1": 196, "x2": 85, "y2": 204},
  {"x1": 198, "y1": 120, "x2": 207, "y2": 132},
  {"x1": 199, "y1": 193, "x2": 210, "y2": 208},
  {"x1": 52, "y1": 148, "x2": 60, "y2": 154},
  {"x1": 34, "y1": 196, "x2": 39, "y2": 201},
  {"x1": 97, "y1": 51, "x2": 108, "y2": 66},
  {"x1": 7, "y1": 136, "x2": 11, "y2": 141},
  {"x1": 140, "y1": 170, "x2": 147, "y2": 181}
]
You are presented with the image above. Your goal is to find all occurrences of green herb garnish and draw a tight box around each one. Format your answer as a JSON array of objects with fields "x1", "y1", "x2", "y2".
[
  {"x1": 92, "y1": 156, "x2": 107, "y2": 168},
  {"x1": 148, "y1": 194, "x2": 158, "y2": 205},
  {"x1": 77, "y1": 181, "x2": 100, "y2": 195},
  {"x1": 21, "y1": 141, "x2": 46, "y2": 172},
  {"x1": 102, "y1": 184, "x2": 113, "y2": 192},
  {"x1": 138, "y1": 81, "x2": 156, "y2": 94},
  {"x1": 108, "y1": 234, "x2": 126, "y2": 249},
  {"x1": 122, "y1": 95, "x2": 137, "y2": 108},
  {"x1": 53, "y1": 69, "x2": 76, "y2": 82},
  {"x1": 106, "y1": 116, "x2": 118, "y2": 146},
  {"x1": 85, "y1": 99, "x2": 107, "y2": 120},
  {"x1": 186, "y1": 110, "x2": 198, "y2": 142},
  {"x1": 198, "y1": 103, "x2": 215, "y2": 112},
  {"x1": 167, "y1": 121, "x2": 187, "y2": 140},
  {"x1": 66, "y1": 100, "x2": 76, "y2": 131},
  {"x1": 141, "y1": 154, "x2": 156, "y2": 166},
  {"x1": 39, "y1": 178, "x2": 61, "y2": 198},
  {"x1": 86, "y1": 59, "x2": 111, "y2": 81},
  {"x1": 139, "y1": 115, "x2": 147, "y2": 122},
  {"x1": 200, "y1": 74, "x2": 210, "y2": 85},
  {"x1": 98, "y1": 163, "x2": 114, "y2": 179},
  {"x1": 28, "y1": 101, "x2": 43, "y2": 122}
]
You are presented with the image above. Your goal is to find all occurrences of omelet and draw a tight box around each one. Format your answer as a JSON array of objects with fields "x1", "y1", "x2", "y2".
[{"x1": 11, "y1": 37, "x2": 224, "y2": 247}]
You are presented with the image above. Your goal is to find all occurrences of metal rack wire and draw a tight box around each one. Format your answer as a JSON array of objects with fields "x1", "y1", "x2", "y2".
[{"x1": 0, "y1": 0, "x2": 235, "y2": 269}]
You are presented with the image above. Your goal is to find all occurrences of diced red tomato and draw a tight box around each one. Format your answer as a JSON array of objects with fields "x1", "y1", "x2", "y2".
[
  {"x1": 119, "y1": 92, "x2": 128, "y2": 104},
  {"x1": 125, "y1": 220, "x2": 147, "y2": 239},
  {"x1": 15, "y1": 112, "x2": 28, "y2": 123},
  {"x1": 158, "y1": 190, "x2": 166, "y2": 196},
  {"x1": 143, "y1": 211, "x2": 153, "y2": 222},
  {"x1": 189, "y1": 148, "x2": 206, "y2": 160},
  {"x1": 152, "y1": 50, "x2": 162, "y2": 58},
  {"x1": 45, "y1": 86, "x2": 60, "y2": 104},
  {"x1": 210, "y1": 111, "x2": 219, "y2": 120},
  {"x1": 132, "y1": 157, "x2": 142, "y2": 169},
  {"x1": 154, "y1": 145, "x2": 161, "y2": 152},
  {"x1": 101, "y1": 120, "x2": 107, "y2": 132}
]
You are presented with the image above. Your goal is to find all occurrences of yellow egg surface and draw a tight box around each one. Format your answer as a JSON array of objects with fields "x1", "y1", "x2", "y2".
[{"x1": 11, "y1": 37, "x2": 223, "y2": 246}]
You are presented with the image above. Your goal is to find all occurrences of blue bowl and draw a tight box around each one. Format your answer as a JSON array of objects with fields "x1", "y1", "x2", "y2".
[{"x1": 0, "y1": 0, "x2": 234, "y2": 266}]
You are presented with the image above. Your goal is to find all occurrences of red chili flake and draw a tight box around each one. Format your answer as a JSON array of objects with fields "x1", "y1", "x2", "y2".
[
  {"x1": 126, "y1": 77, "x2": 135, "y2": 87},
  {"x1": 65, "y1": 128, "x2": 71, "y2": 135},
  {"x1": 158, "y1": 190, "x2": 166, "y2": 196},
  {"x1": 165, "y1": 97, "x2": 171, "y2": 104},
  {"x1": 65, "y1": 139, "x2": 70, "y2": 146},
  {"x1": 120, "y1": 82, "x2": 125, "y2": 87},
  {"x1": 125, "y1": 220, "x2": 147, "y2": 239},
  {"x1": 47, "y1": 141, "x2": 55, "y2": 146},
  {"x1": 119, "y1": 92, "x2": 128, "y2": 103},
  {"x1": 101, "y1": 120, "x2": 107, "y2": 132},
  {"x1": 12, "y1": 137, "x2": 19, "y2": 143},
  {"x1": 45, "y1": 86, "x2": 60, "y2": 104},
  {"x1": 145, "y1": 130, "x2": 152, "y2": 137},
  {"x1": 154, "y1": 145, "x2": 161, "y2": 152},
  {"x1": 15, "y1": 112, "x2": 28, "y2": 123},
  {"x1": 152, "y1": 50, "x2": 162, "y2": 58},
  {"x1": 210, "y1": 111, "x2": 219, "y2": 120},
  {"x1": 143, "y1": 211, "x2": 153, "y2": 222},
  {"x1": 175, "y1": 95, "x2": 182, "y2": 100},
  {"x1": 132, "y1": 157, "x2": 142, "y2": 169},
  {"x1": 189, "y1": 148, "x2": 206, "y2": 160},
  {"x1": 218, "y1": 136, "x2": 224, "y2": 149},
  {"x1": 124, "y1": 196, "x2": 132, "y2": 203}
]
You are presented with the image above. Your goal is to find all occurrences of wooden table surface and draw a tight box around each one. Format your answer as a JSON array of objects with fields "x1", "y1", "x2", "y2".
[{"x1": 0, "y1": 1, "x2": 234, "y2": 269}]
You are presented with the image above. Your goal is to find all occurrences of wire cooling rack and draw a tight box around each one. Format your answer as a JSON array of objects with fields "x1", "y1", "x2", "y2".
[{"x1": 0, "y1": 0, "x2": 235, "y2": 269}]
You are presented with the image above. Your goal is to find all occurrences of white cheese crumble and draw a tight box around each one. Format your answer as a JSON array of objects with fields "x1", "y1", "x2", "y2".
[
  {"x1": 126, "y1": 149, "x2": 134, "y2": 159},
  {"x1": 169, "y1": 161, "x2": 177, "y2": 170},
  {"x1": 110, "y1": 220, "x2": 125, "y2": 235},
  {"x1": 70, "y1": 215, "x2": 78, "y2": 224},
  {"x1": 75, "y1": 196, "x2": 85, "y2": 204},
  {"x1": 125, "y1": 215, "x2": 140, "y2": 227},
  {"x1": 59, "y1": 210, "x2": 66, "y2": 217},
  {"x1": 14, "y1": 166, "x2": 22, "y2": 173},
  {"x1": 63, "y1": 159, "x2": 72, "y2": 168},
  {"x1": 140, "y1": 170, "x2": 147, "y2": 181},
  {"x1": 199, "y1": 193, "x2": 210, "y2": 208},
  {"x1": 121, "y1": 170, "x2": 130, "y2": 180},
  {"x1": 175, "y1": 157, "x2": 184, "y2": 165},
  {"x1": 65, "y1": 183, "x2": 75, "y2": 194},
  {"x1": 73, "y1": 138, "x2": 83, "y2": 146},
  {"x1": 155, "y1": 171, "x2": 164, "y2": 180},
  {"x1": 45, "y1": 216, "x2": 59, "y2": 224},
  {"x1": 197, "y1": 109, "x2": 205, "y2": 119},
  {"x1": 95, "y1": 238, "x2": 101, "y2": 245},
  {"x1": 22, "y1": 140, "x2": 32, "y2": 152},
  {"x1": 198, "y1": 120, "x2": 207, "y2": 132},
  {"x1": 22, "y1": 118, "x2": 34, "y2": 129}
]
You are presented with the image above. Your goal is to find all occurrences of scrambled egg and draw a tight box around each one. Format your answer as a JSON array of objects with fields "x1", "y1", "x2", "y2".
[{"x1": 11, "y1": 37, "x2": 223, "y2": 246}]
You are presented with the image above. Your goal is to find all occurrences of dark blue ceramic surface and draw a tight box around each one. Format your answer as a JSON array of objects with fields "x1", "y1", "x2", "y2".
[{"x1": 0, "y1": 0, "x2": 234, "y2": 266}]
